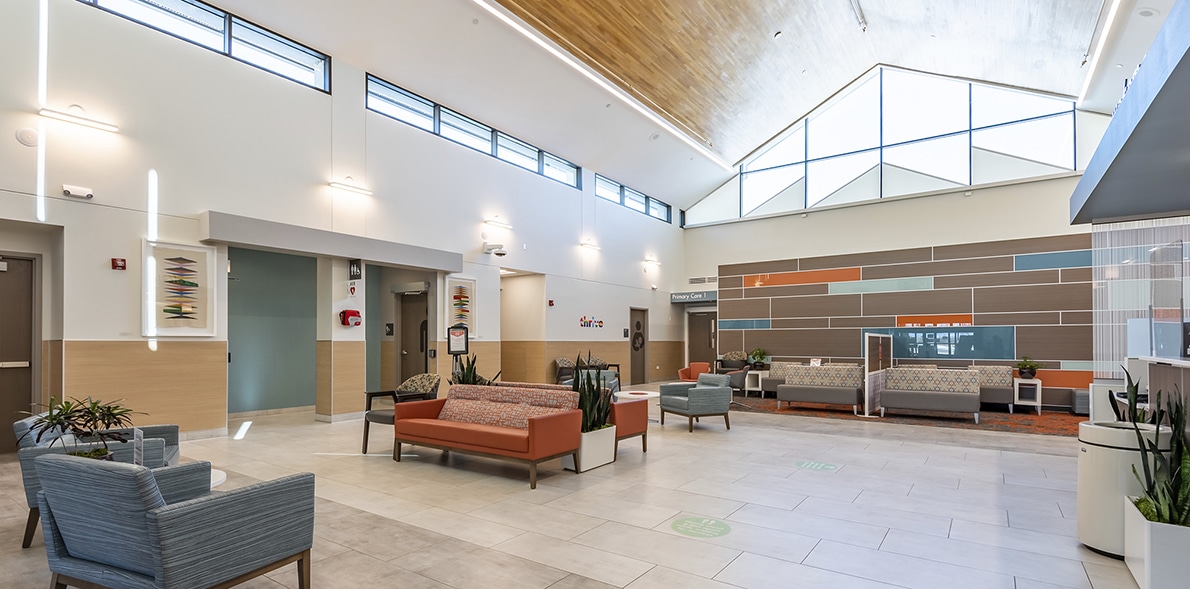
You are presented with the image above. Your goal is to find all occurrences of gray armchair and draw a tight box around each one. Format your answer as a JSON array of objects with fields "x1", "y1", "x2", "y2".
[
  {"x1": 14, "y1": 414, "x2": 181, "y2": 465},
  {"x1": 35, "y1": 453, "x2": 314, "y2": 589},
  {"x1": 659, "y1": 373, "x2": 732, "y2": 432},
  {"x1": 563, "y1": 368, "x2": 621, "y2": 393}
]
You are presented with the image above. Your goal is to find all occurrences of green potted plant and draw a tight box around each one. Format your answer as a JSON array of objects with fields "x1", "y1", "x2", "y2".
[
  {"x1": 1015, "y1": 356, "x2": 1046, "y2": 379},
  {"x1": 19, "y1": 396, "x2": 141, "y2": 459},
  {"x1": 450, "y1": 354, "x2": 500, "y2": 386},
  {"x1": 1124, "y1": 387, "x2": 1190, "y2": 589},
  {"x1": 562, "y1": 353, "x2": 616, "y2": 473},
  {"x1": 749, "y1": 347, "x2": 769, "y2": 369}
]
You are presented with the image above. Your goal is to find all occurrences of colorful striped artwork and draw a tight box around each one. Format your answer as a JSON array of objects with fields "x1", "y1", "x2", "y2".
[
  {"x1": 447, "y1": 277, "x2": 475, "y2": 330},
  {"x1": 162, "y1": 256, "x2": 199, "y2": 321},
  {"x1": 147, "y1": 241, "x2": 212, "y2": 334}
]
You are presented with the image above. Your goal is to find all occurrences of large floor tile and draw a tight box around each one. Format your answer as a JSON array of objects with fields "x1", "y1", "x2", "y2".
[
  {"x1": 804, "y1": 540, "x2": 1016, "y2": 589},
  {"x1": 879, "y1": 529, "x2": 1093, "y2": 588},
  {"x1": 572, "y1": 521, "x2": 741, "y2": 579},
  {"x1": 471, "y1": 498, "x2": 606, "y2": 540},
  {"x1": 728, "y1": 503, "x2": 889, "y2": 549},
  {"x1": 714, "y1": 552, "x2": 903, "y2": 589},
  {"x1": 395, "y1": 506, "x2": 526, "y2": 547},
  {"x1": 494, "y1": 532, "x2": 654, "y2": 588}
]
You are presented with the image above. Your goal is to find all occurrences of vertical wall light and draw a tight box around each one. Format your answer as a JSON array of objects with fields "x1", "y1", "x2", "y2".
[
  {"x1": 35, "y1": 0, "x2": 48, "y2": 222},
  {"x1": 147, "y1": 169, "x2": 159, "y2": 241}
]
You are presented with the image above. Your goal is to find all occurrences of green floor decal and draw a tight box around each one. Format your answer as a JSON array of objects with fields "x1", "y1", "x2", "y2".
[
  {"x1": 796, "y1": 460, "x2": 838, "y2": 471},
  {"x1": 671, "y1": 517, "x2": 731, "y2": 538}
]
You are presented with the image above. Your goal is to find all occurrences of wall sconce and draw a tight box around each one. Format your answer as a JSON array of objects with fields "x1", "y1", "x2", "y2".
[
  {"x1": 580, "y1": 240, "x2": 601, "y2": 251},
  {"x1": 644, "y1": 256, "x2": 660, "y2": 266},
  {"x1": 328, "y1": 177, "x2": 373, "y2": 196},
  {"x1": 39, "y1": 107, "x2": 119, "y2": 133},
  {"x1": 485, "y1": 216, "x2": 513, "y2": 230}
]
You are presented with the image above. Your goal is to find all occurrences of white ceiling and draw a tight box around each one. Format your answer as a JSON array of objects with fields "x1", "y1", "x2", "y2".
[{"x1": 205, "y1": 0, "x2": 1168, "y2": 211}]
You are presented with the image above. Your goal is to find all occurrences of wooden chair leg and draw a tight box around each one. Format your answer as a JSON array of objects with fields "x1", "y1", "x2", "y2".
[
  {"x1": 660, "y1": 410, "x2": 665, "y2": 425},
  {"x1": 688, "y1": 416, "x2": 694, "y2": 432},
  {"x1": 23, "y1": 508, "x2": 38, "y2": 548},
  {"x1": 530, "y1": 462, "x2": 538, "y2": 489},
  {"x1": 642, "y1": 432, "x2": 647, "y2": 453},
  {"x1": 361, "y1": 420, "x2": 370, "y2": 454},
  {"x1": 49, "y1": 573, "x2": 66, "y2": 589},
  {"x1": 393, "y1": 441, "x2": 402, "y2": 462},
  {"x1": 297, "y1": 549, "x2": 311, "y2": 589},
  {"x1": 724, "y1": 414, "x2": 730, "y2": 430}
]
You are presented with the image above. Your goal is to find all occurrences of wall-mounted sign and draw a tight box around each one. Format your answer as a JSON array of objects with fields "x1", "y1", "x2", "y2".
[
  {"x1": 348, "y1": 280, "x2": 359, "y2": 298},
  {"x1": 447, "y1": 325, "x2": 469, "y2": 355},
  {"x1": 579, "y1": 316, "x2": 604, "y2": 328},
  {"x1": 348, "y1": 259, "x2": 362, "y2": 280},
  {"x1": 670, "y1": 290, "x2": 717, "y2": 303}
]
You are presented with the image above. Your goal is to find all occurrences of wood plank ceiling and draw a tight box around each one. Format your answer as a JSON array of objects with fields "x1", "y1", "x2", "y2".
[{"x1": 492, "y1": 0, "x2": 1103, "y2": 165}]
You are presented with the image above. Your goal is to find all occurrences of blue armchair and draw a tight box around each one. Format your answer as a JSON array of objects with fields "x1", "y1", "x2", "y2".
[
  {"x1": 13, "y1": 413, "x2": 180, "y2": 549},
  {"x1": 659, "y1": 373, "x2": 732, "y2": 432},
  {"x1": 563, "y1": 368, "x2": 621, "y2": 393},
  {"x1": 35, "y1": 454, "x2": 314, "y2": 589}
]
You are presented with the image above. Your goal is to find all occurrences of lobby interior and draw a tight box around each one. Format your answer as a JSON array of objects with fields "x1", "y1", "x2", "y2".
[{"x1": 4, "y1": 1, "x2": 1190, "y2": 588}]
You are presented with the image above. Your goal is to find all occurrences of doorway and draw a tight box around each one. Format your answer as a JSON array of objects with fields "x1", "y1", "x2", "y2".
[
  {"x1": 630, "y1": 308, "x2": 648, "y2": 385},
  {"x1": 397, "y1": 292, "x2": 429, "y2": 382},
  {"x1": 0, "y1": 256, "x2": 35, "y2": 452},
  {"x1": 688, "y1": 311, "x2": 717, "y2": 366}
]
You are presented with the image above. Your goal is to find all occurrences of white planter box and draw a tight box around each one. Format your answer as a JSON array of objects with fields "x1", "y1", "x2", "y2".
[
  {"x1": 1124, "y1": 496, "x2": 1190, "y2": 589},
  {"x1": 562, "y1": 425, "x2": 616, "y2": 473}
]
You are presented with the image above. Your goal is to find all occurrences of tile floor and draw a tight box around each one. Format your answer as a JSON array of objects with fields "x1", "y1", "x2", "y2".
[{"x1": 0, "y1": 401, "x2": 1139, "y2": 588}]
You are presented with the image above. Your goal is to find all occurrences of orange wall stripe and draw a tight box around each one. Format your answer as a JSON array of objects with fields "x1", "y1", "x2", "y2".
[
  {"x1": 1026, "y1": 369, "x2": 1093, "y2": 389},
  {"x1": 896, "y1": 314, "x2": 974, "y2": 327},
  {"x1": 745, "y1": 267, "x2": 861, "y2": 287}
]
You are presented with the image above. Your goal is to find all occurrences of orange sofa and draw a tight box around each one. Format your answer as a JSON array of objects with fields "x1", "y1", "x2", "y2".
[
  {"x1": 498, "y1": 381, "x2": 648, "y2": 452},
  {"x1": 393, "y1": 384, "x2": 581, "y2": 488}
]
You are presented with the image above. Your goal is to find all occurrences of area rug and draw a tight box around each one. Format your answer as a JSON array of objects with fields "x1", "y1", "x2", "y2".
[{"x1": 729, "y1": 396, "x2": 1083, "y2": 437}]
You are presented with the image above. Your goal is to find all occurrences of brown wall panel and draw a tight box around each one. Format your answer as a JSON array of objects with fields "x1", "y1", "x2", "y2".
[
  {"x1": 772, "y1": 318, "x2": 831, "y2": 329},
  {"x1": 718, "y1": 276, "x2": 744, "y2": 288},
  {"x1": 41, "y1": 339, "x2": 62, "y2": 406},
  {"x1": 719, "y1": 298, "x2": 771, "y2": 319},
  {"x1": 863, "y1": 289, "x2": 972, "y2": 316},
  {"x1": 831, "y1": 316, "x2": 897, "y2": 328},
  {"x1": 771, "y1": 294, "x2": 861, "y2": 318},
  {"x1": 1061, "y1": 267, "x2": 1093, "y2": 283},
  {"x1": 799, "y1": 247, "x2": 933, "y2": 271},
  {"x1": 380, "y1": 341, "x2": 397, "y2": 389},
  {"x1": 719, "y1": 259, "x2": 799, "y2": 276},
  {"x1": 331, "y1": 341, "x2": 366, "y2": 414},
  {"x1": 719, "y1": 288, "x2": 743, "y2": 299},
  {"x1": 1062, "y1": 311, "x2": 1093, "y2": 325},
  {"x1": 974, "y1": 283, "x2": 1092, "y2": 313},
  {"x1": 500, "y1": 340, "x2": 548, "y2": 383},
  {"x1": 744, "y1": 283, "x2": 829, "y2": 298},
  {"x1": 974, "y1": 312, "x2": 1061, "y2": 326},
  {"x1": 934, "y1": 270, "x2": 1060, "y2": 289},
  {"x1": 1016, "y1": 325, "x2": 1093, "y2": 361},
  {"x1": 647, "y1": 341, "x2": 685, "y2": 383},
  {"x1": 745, "y1": 329, "x2": 862, "y2": 358},
  {"x1": 934, "y1": 234, "x2": 1091, "y2": 260},
  {"x1": 64, "y1": 340, "x2": 227, "y2": 433},
  {"x1": 717, "y1": 330, "x2": 743, "y2": 355},
  {"x1": 862, "y1": 257, "x2": 1014, "y2": 280}
]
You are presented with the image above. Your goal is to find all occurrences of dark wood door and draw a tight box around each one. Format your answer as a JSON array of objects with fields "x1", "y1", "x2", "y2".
[
  {"x1": 688, "y1": 311, "x2": 717, "y2": 366},
  {"x1": 398, "y1": 293, "x2": 429, "y2": 382},
  {"x1": 630, "y1": 308, "x2": 647, "y2": 384},
  {"x1": 0, "y1": 257, "x2": 35, "y2": 452}
]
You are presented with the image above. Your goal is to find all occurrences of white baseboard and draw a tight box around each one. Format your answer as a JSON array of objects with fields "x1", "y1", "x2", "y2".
[
  {"x1": 315, "y1": 411, "x2": 365, "y2": 423},
  {"x1": 180, "y1": 428, "x2": 228, "y2": 441},
  {"x1": 228, "y1": 405, "x2": 316, "y2": 419}
]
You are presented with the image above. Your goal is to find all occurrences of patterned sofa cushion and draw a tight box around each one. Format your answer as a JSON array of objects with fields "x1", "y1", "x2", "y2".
[
  {"x1": 768, "y1": 362, "x2": 804, "y2": 381},
  {"x1": 439, "y1": 385, "x2": 578, "y2": 430},
  {"x1": 555, "y1": 357, "x2": 575, "y2": 369},
  {"x1": 398, "y1": 373, "x2": 441, "y2": 395},
  {"x1": 721, "y1": 350, "x2": 748, "y2": 362},
  {"x1": 975, "y1": 365, "x2": 1014, "y2": 388},
  {"x1": 784, "y1": 365, "x2": 863, "y2": 389},
  {"x1": 884, "y1": 368, "x2": 979, "y2": 394},
  {"x1": 495, "y1": 381, "x2": 571, "y2": 391}
]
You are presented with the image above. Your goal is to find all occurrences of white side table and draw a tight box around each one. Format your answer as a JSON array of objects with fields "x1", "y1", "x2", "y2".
[
  {"x1": 210, "y1": 468, "x2": 228, "y2": 488},
  {"x1": 615, "y1": 390, "x2": 661, "y2": 422},
  {"x1": 1013, "y1": 377, "x2": 1043, "y2": 415},
  {"x1": 744, "y1": 370, "x2": 768, "y2": 398}
]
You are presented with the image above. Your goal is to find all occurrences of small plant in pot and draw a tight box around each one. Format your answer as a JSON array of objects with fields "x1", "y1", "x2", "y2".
[
  {"x1": 562, "y1": 353, "x2": 616, "y2": 473},
  {"x1": 749, "y1": 347, "x2": 769, "y2": 369},
  {"x1": 1015, "y1": 356, "x2": 1045, "y2": 379},
  {"x1": 450, "y1": 354, "x2": 501, "y2": 386},
  {"x1": 18, "y1": 396, "x2": 141, "y2": 459}
]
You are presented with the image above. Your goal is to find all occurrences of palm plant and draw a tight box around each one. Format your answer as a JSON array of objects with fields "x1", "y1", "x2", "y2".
[
  {"x1": 571, "y1": 354, "x2": 612, "y2": 433},
  {"x1": 19, "y1": 396, "x2": 141, "y2": 458},
  {"x1": 450, "y1": 354, "x2": 500, "y2": 386},
  {"x1": 1131, "y1": 386, "x2": 1190, "y2": 526}
]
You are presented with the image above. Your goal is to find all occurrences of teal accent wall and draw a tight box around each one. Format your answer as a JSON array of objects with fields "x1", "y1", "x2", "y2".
[
  {"x1": 863, "y1": 327, "x2": 1016, "y2": 360},
  {"x1": 365, "y1": 264, "x2": 382, "y2": 391},
  {"x1": 719, "y1": 319, "x2": 771, "y2": 330},
  {"x1": 828, "y1": 277, "x2": 933, "y2": 295},
  {"x1": 227, "y1": 248, "x2": 317, "y2": 413},
  {"x1": 1014, "y1": 250, "x2": 1092, "y2": 270}
]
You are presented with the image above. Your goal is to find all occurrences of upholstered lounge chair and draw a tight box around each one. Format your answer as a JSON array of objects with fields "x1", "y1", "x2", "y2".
[
  {"x1": 678, "y1": 361, "x2": 711, "y2": 381},
  {"x1": 659, "y1": 373, "x2": 732, "y2": 432},
  {"x1": 363, "y1": 373, "x2": 441, "y2": 453},
  {"x1": 716, "y1": 350, "x2": 749, "y2": 374},
  {"x1": 35, "y1": 453, "x2": 315, "y2": 589}
]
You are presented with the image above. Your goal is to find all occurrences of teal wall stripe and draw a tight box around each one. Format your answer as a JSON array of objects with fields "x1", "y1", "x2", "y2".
[
  {"x1": 829, "y1": 276, "x2": 933, "y2": 295},
  {"x1": 1014, "y1": 250, "x2": 1092, "y2": 271},
  {"x1": 719, "y1": 319, "x2": 771, "y2": 330}
]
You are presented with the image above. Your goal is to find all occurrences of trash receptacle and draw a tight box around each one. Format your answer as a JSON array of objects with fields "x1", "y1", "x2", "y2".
[{"x1": 1077, "y1": 421, "x2": 1169, "y2": 556}]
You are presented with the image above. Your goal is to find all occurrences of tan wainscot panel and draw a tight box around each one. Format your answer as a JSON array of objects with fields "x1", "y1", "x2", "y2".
[
  {"x1": 64, "y1": 340, "x2": 227, "y2": 433},
  {"x1": 500, "y1": 340, "x2": 548, "y2": 384},
  {"x1": 545, "y1": 341, "x2": 629, "y2": 382},
  {"x1": 331, "y1": 341, "x2": 366, "y2": 414},
  {"x1": 41, "y1": 339, "x2": 63, "y2": 405},
  {"x1": 436, "y1": 341, "x2": 502, "y2": 396},
  {"x1": 315, "y1": 341, "x2": 332, "y2": 415},
  {"x1": 379, "y1": 340, "x2": 397, "y2": 389},
  {"x1": 647, "y1": 341, "x2": 684, "y2": 383}
]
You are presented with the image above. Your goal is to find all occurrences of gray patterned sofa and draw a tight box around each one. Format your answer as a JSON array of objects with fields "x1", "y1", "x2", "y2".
[
  {"x1": 880, "y1": 367, "x2": 981, "y2": 423},
  {"x1": 761, "y1": 362, "x2": 803, "y2": 396},
  {"x1": 775, "y1": 364, "x2": 865, "y2": 413},
  {"x1": 974, "y1": 365, "x2": 1014, "y2": 406}
]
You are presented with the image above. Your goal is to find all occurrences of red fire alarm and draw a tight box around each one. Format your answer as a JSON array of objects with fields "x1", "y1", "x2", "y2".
[
  {"x1": 548, "y1": 299, "x2": 555, "y2": 307},
  {"x1": 111, "y1": 258, "x2": 126, "y2": 270}
]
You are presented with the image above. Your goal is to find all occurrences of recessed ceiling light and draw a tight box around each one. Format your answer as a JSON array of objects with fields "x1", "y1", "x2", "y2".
[
  {"x1": 1136, "y1": 7, "x2": 1158, "y2": 17},
  {"x1": 649, "y1": 132, "x2": 660, "y2": 141},
  {"x1": 773, "y1": 31, "x2": 782, "y2": 39},
  {"x1": 472, "y1": 18, "x2": 479, "y2": 24},
  {"x1": 1116, "y1": 63, "x2": 1124, "y2": 68}
]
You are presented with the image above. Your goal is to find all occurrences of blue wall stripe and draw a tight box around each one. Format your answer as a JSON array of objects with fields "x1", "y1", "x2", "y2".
[
  {"x1": 829, "y1": 276, "x2": 933, "y2": 295},
  {"x1": 719, "y1": 319, "x2": 771, "y2": 330},
  {"x1": 1014, "y1": 250, "x2": 1092, "y2": 271}
]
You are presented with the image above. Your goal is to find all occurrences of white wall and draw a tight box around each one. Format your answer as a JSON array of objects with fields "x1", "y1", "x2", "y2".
[
  {"x1": 0, "y1": 0, "x2": 688, "y2": 348},
  {"x1": 545, "y1": 274, "x2": 681, "y2": 342},
  {"x1": 683, "y1": 175, "x2": 1089, "y2": 280},
  {"x1": 500, "y1": 274, "x2": 546, "y2": 341}
]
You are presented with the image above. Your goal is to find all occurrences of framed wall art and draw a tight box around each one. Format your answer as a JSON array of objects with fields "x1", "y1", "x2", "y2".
[
  {"x1": 142, "y1": 240, "x2": 217, "y2": 337},
  {"x1": 445, "y1": 276, "x2": 475, "y2": 334}
]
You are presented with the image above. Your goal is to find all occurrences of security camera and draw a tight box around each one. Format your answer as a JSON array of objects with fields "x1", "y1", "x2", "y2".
[
  {"x1": 62, "y1": 184, "x2": 94, "y2": 199},
  {"x1": 483, "y1": 242, "x2": 507, "y2": 257}
]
